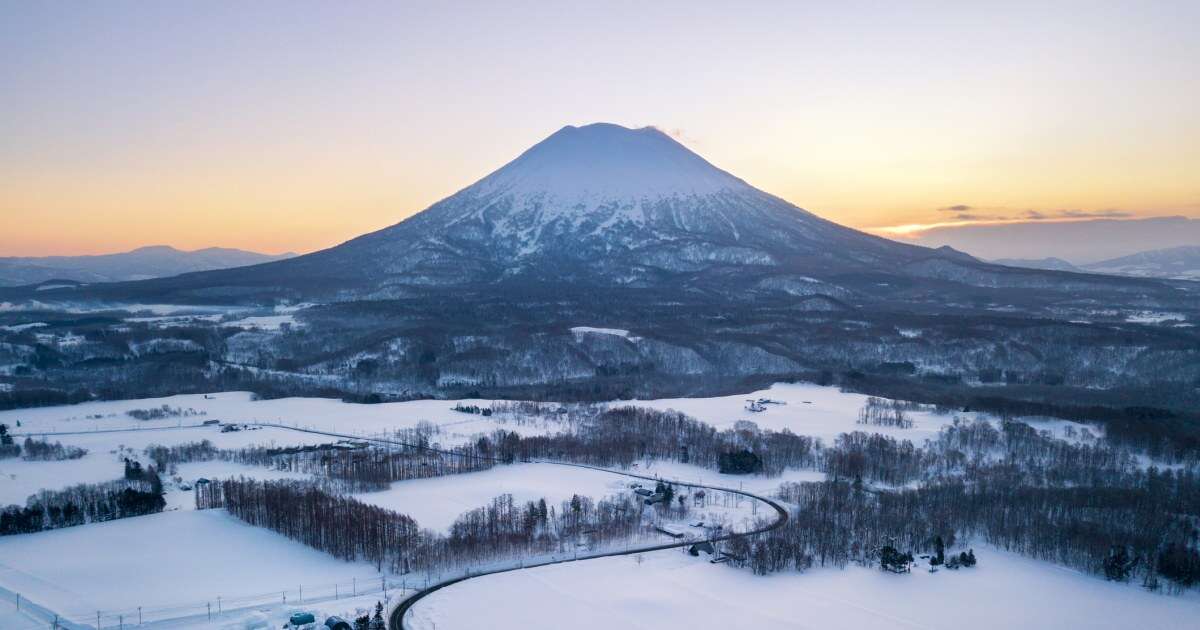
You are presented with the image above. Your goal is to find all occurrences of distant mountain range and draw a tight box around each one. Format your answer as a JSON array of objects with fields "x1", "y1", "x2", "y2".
[
  {"x1": 995, "y1": 246, "x2": 1200, "y2": 280},
  {"x1": 0, "y1": 246, "x2": 295, "y2": 287},
  {"x1": 908, "y1": 216, "x2": 1200, "y2": 263}
]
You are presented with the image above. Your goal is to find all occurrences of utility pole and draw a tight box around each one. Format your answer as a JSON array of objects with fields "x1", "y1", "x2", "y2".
[
  {"x1": 217, "y1": 597, "x2": 221, "y2": 615},
  {"x1": 138, "y1": 607, "x2": 142, "y2": 625}
]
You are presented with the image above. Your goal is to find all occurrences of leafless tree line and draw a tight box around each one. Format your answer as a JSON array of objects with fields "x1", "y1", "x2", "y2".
[{"x1": 196, "y1": 478, "x2": 645, "y2": 576}]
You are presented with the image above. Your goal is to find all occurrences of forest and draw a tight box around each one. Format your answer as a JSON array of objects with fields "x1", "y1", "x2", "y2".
[
  {"x1": 147, "y1": 402, "x2": 1200, "y2": 593},
  {"x1": 196, "y1": 478, "x2": 646, "y2": 576},
  {"x1": 0, "y1": 474, "x2": 165, "y2": 535},
  {"x1": 730, "y1": 417, "x2": 1200, "y2": 592}
]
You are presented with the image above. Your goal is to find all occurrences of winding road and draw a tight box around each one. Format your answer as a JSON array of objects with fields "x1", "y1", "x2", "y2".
[{"x1": 384, "y1": 460, "x2": 789, "y2": 630}]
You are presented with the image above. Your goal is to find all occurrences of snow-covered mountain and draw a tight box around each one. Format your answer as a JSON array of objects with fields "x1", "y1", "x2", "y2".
[
  {"x1": 993, "y1": 247, "x2": 1200, "y2": 281},
  {"x1": 1083, "y1": 246, "x2": 1200, "y2": 280},
  {"x1": 0, "y1": 246, "x2": 295, "y2": 287},
  {"x1": 248, "y1": 123, "x2": 943, "y2": 295}
]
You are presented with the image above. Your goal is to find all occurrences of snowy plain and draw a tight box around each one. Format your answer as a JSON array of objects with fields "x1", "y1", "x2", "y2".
[
  {"x1": 407, "y1": 546, "x2": 1199, "y2": 630},
  {"x1": 0, "y1": 510, "x2": 388, "y2": 627},
  {"x1": 353, "y1": 463, "x2": 629, "y2": 532},
  {"x1": 0, "y1": 381, "x2": 1189, "y2": 630},
  {"x1": 0, "y1": 391, "x2": 558, "y2": 447}
]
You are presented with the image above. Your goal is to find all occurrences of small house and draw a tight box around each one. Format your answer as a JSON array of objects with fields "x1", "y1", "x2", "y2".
[
  {"x1": 689, "y1": 541, "x2": 715, "y2": 556},
  {"x1": 202, "y1": 419, "x2": 220, "y2": 426},
  {"x1": 655, "y1": 526, "x2": 685, "y2": 539}
]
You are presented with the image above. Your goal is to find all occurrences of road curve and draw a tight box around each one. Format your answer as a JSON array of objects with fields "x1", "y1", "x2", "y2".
[{"x1": 388, "y1": 461, "x2": 789, "y2": 630}]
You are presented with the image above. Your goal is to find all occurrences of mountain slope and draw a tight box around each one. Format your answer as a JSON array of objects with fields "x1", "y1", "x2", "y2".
[
  {"x1": 0, "y1": 246, "x2": 295, "y2": 286},
  {"x1": 993, "y1": 257, "x2": 1083, "y2": 273},
  {"x1": 1083, "y1": 246, "x2": 1200, "y2": 280}
]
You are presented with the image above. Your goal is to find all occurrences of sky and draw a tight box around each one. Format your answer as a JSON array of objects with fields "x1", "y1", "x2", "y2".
[{"x1": 1, "y1": 1, "x2": 1197, "y2": 257}]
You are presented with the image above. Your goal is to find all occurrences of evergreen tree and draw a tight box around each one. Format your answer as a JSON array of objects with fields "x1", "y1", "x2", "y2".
[
  {"x1": 932, "y1": 535, "x2": 945, "y2": 566},
  {"x1": 1104, "y1": 546, "x2": 1136, "y2": 581}
]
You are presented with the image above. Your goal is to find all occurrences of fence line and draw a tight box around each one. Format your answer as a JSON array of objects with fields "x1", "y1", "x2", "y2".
[{"x1": 4, "y1": 575, "x2": 404, "y2": 630}]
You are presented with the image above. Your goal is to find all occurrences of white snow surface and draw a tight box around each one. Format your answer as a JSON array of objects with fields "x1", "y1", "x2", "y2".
[
  {"x1": 629, "y1": 459, "x2": 826, "y2": 495},
  {"x1": 353, "y1": 463, "x2": 631, "y2": 532},
  {"x1": 0, "y1": 453, "x2": 123, "y2": 506},
  {"x1": 0, "y1": 510, "x2": 384, "y2": 622},
  {"x1": 223, "y1": 314, "x2": 298, "y2": 330},
  {"x1": 569, "y1": 326, "x2": 632, "y2": 338},
  {"x1": 0, "y1": 392, "x2": 549, "y2": 447},
  {"x1": 407, "y1": 546, "x2": 1198, "y2": 630},
  {"x1": 625, "y1": 382, "x2": 968, "y2": 445},
  {"x1": 473, "y1": 123, "x2": 747, "y2": 202}
]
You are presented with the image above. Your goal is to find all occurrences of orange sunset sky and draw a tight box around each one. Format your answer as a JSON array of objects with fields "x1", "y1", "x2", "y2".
[{"x1": 2, "y1": 2, "x2": 1197, "y2": 257}]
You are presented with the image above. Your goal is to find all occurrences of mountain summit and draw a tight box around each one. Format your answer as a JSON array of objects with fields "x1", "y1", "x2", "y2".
[{"x1": 473, "y1": 123, "x2": 748, "y2": 200}]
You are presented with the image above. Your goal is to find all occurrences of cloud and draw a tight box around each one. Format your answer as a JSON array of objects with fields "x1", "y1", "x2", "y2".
[
  {"x1": 936, "y1": 205, "x2": 1135, "y2": 223},
  {"x1": 1057, "y1": 209, "x2": 1133, "y2": 218},
  {"x1": 1022, "y1": 208, "x2": 1134, "y2": 220}
]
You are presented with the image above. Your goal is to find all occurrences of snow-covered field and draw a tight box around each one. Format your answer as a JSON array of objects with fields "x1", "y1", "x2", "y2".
[
  {"x1": 354, "y1": 463, "x2": 630, "y2": 532},
  {"x1": 0, "y1": 453, "x2": 123, "y2": 506},
  {"x1": 630, "y1": 459, "x2": 826, "y2": 495},
  {"x1": 627, "y1": 382, "x2": 961, "y2": 444},
  {"x1": 0, "y1": 391, "x2": 558, "y2": 447},
  {"x1": 407, "y1": 546, "x2": 1199, "y2": 630},
  {"x1": 0, "y1": 510, "x2": 389, "y2": 628},
  {"x1": 2, "y1": 382, "x2": 1090, "y2": 456}
]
